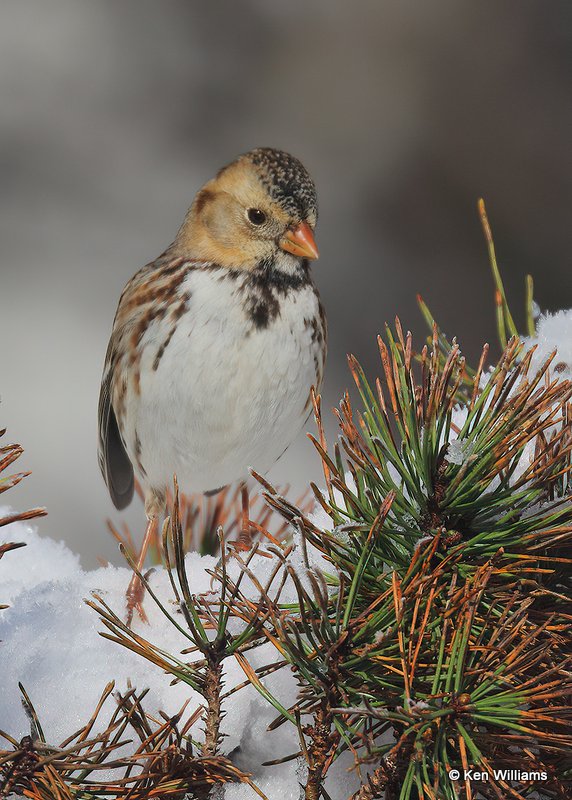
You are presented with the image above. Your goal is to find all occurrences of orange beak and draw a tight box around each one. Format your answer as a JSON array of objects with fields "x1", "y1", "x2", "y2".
[{"x1": 279, "y1": 221, "x2": 319, "y2": 260}]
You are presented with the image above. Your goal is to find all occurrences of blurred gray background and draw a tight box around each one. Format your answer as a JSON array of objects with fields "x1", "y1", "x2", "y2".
[{"x1": 1, "y1": 1, "x2": 570, "y2": 565}]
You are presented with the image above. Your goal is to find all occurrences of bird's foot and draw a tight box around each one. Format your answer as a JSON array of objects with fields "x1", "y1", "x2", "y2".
[
  {"x1": 228, "y1": 536, "x2": 252, "y2": 553},
  {"x1": 228, "y1": 519, "x2": 254, "y2": 552},
  {"x1": 124, "y1": 512, "x2": 159, "y2": 626},
  {"x1": 227, "y1": 483, "x2": 254, "y2": 551},
  {"x1": 125, "y1": 573, "x2": 149, "y2": 626}
]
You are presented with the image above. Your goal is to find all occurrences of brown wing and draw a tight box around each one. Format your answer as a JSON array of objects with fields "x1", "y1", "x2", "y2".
[
  {"x1": 97, "y1": 251, "x2": 191, "y2": 509},
  {"x1": 98, "y1": 351, "x2": 134, "y2": 510}
]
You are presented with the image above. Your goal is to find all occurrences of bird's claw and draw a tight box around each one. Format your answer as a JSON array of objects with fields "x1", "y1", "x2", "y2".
[
  {"x1": 125, "y1": 575, "x2": 150, "y2": 626},
  {"x1": 125, "y1": 600, "x2": 149, "y2": 627}
]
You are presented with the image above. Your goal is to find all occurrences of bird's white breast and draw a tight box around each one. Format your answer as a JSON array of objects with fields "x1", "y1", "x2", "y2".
[{"x1": 122, "y1": 264, "x2": 324, "y2": 494}]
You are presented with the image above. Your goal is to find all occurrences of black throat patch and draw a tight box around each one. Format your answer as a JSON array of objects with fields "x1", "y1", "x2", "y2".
[{"x1": 242, "y1": 257, "x2": 312, "y2": 330}]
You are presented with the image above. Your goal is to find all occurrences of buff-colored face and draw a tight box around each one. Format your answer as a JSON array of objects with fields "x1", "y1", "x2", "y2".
[{"x1": 174, "y1": 154, "x2": 318, "y2": 269}]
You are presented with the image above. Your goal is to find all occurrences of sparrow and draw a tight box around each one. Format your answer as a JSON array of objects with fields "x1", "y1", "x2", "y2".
[{"x1": 98, "y1": 147, "x2": 326, "y2": 620}]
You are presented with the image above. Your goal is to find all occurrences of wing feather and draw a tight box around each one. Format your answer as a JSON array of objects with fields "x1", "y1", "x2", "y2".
[
  {"x1": 98, "y1": 363, "x2": 134, "y2": 510},
  {"x1": 97, "y1": 251, "x2": 191, "y2": 509}
]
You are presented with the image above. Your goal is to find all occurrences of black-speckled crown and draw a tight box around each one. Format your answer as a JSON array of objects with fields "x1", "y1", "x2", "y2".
[{"x1": 244, "y1": 147, "x2": 318, "y2": 222}]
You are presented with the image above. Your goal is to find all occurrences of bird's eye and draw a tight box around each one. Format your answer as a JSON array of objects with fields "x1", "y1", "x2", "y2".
[{"x1": 247, "y1": 208, "x2": 267, "y2": 225}]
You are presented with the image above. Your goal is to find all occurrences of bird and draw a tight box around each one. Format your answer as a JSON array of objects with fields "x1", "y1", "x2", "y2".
[{"x1": 98, "y1": 147, "x2": 326, "y2": 622}]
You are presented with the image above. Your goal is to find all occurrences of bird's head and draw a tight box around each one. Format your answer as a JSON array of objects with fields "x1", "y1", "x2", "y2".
[{"x1": 174, "y1": 148, "x2": 319, "y2": 271}]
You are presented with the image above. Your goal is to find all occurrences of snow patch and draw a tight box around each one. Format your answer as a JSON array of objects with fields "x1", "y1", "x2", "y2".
[
  {"x1": 524, "y1": 309, "x2": 572, "y2": 379},
  {"x1": 0, "y1": 510, "x2": 359, "y2": 798}
]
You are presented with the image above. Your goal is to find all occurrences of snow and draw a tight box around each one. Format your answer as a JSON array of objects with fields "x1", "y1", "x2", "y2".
[
  {"x1": 447, "y1": 437, "x2": 474, "y2": 466},
  {"x1": 447, "y1": 309, "x2": 572, "y2": 485},
  {"x1": 0, "y1": 511, "x2": 360, "y2": 799},
  {"x1": 509, "y1": 310, "x2": 572, "y2": 484},
  {"x1": 524, "y1": 309, "x2": 572, "y2": 379}
]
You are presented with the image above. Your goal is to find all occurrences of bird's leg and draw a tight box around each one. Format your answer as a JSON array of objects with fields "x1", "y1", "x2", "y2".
[
  {"x1": 125, "y1": 515, "x2": 156, "y2": 625},
  {"x1": 236, "y1": 482, "x2": 253, "y2": 551},
  {"x1": 126, "y1": 493, "x2": 162, "y2": 626}
]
